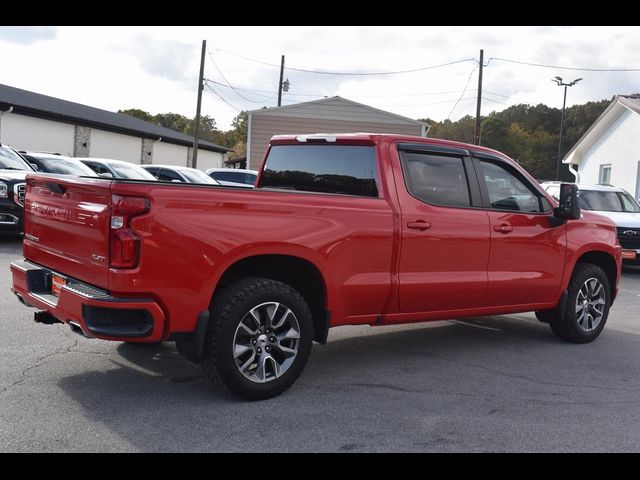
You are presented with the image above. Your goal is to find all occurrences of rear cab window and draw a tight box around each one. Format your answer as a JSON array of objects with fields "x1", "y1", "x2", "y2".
[{"x1": 259, "y1": 145, "x2": 379, "y2": 197}]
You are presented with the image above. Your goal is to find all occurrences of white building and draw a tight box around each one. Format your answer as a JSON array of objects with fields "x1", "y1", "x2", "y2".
[
  {"x1": 564, "y1": 95, "x2": 640, "y2": 199},
  {"x1": 0, "y1": 83, "x2": 232, "y2": 170},
  {"x1": 247, "y1": 96, "x2": 429, "y2": 170}
]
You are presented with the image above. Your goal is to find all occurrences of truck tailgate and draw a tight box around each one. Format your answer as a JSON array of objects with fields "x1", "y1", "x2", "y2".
[{"x1": 23, "y1": 174, "x2": 112, "y2": 289}]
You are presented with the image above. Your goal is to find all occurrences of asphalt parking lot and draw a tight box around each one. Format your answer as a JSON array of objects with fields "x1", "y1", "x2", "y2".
[{"x1": 1, "y1": 236, "x2": 640, "y2": 452}]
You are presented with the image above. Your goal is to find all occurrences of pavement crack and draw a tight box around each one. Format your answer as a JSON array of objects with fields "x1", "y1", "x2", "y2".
[{"x1": 0, "y1": 339, "x2": 79, "y2": 396}]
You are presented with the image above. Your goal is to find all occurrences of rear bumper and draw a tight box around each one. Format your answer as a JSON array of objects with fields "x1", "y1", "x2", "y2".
[{"x1": 11, "y1": 259, "x2": 165, "y2": 342}]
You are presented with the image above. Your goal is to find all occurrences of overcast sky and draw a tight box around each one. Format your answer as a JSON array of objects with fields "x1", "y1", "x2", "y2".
[{"x1": 1, "y1": 26, "x2": 639, "y2": 130}]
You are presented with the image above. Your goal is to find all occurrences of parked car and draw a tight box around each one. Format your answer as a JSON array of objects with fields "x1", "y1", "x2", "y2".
[
  {"x1": 77, "y1": 158, "x2": 157, "y2": 180},
  {"x1": 0, "y1": 144, "x2": 36, "y2": 235},
  {"x1": 11, "y1": 134, "x2": 622, "y2": 400},
  {"x1": 542, "y1": 182, "x2": 640, "y2": 262},
  {"x1": 21, "y1": 152, "x2": 98, "y2": 177},
  {"x1": 142, "y1": 165, "x2": 219, "y2": 184},
  {"x1": 206, "y1": 168, "x2": 257, "y2": 188}
]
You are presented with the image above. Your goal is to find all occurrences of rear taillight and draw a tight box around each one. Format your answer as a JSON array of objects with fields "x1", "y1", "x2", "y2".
[{"x1": 110, "y1": 195, "x2": 149, "y2": 269}]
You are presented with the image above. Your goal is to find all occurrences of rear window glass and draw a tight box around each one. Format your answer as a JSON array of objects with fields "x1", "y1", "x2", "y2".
[{"x1": 260, "y1": 145, "x2": 379, "y2": 197}]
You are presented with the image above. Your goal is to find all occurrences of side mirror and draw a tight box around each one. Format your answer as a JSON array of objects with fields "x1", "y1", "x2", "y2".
[
  {"x1": 29, "y1": 163, "x2": 39, "y2": 171},
  {"x1": 554, "y1": 183, "x2": 580, "y2": 220},
  {"x1": 99, "y1": 172, "x2": 114, "y2": 178}
]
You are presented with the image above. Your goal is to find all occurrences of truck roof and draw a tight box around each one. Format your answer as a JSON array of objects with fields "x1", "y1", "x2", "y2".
[{"x1": 270, "y1": 133, "x2": 511, "y2": 159}]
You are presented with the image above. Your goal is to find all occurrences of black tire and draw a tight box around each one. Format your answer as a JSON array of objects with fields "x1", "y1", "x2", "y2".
[
  {"x1": 201, "y1": 277, "x2": 313, "y2": 400},
  {"x1": 549, "y1": 263, "x2": 611, "y2": 344}
]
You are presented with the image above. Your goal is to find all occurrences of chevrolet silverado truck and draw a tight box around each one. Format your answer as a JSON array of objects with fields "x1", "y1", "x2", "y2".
[{"x1": 10, "y1": 134, "x2": 622, "y2": 400}]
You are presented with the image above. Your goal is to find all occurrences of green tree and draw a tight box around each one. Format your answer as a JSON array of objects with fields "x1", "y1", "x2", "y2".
[{"x1": 117, "y1": 108, "x2": 154, "y2": 122}]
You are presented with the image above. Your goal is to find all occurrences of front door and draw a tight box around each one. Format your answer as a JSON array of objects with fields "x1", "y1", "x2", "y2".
[
  {"x1": 396, "y1": 146, "x2": 491, "y2": 313},
  {"x1": 475, "y1": 156, "x2": 566, "y2": 306}
]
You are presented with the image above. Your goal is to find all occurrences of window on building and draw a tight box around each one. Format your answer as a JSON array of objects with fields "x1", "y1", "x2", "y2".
[{"x1": 599, "y1": 164, "x2": 612, "y2": 185}]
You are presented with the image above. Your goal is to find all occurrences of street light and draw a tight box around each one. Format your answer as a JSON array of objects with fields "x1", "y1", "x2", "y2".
[{"x1": 553, "y1": 76, "x2": 582, "y2": 180}]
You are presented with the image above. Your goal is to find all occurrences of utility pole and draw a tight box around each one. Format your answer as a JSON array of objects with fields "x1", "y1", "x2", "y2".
[
  {"x1": 192, "y1": 39, "x2": 206, "y2": 169},
  {"x1": 474, "y1": 49, "x2": 484, "y2": 145},
  {"x1": 277, "y1": 55, "x2": 285, "y2": 107}
]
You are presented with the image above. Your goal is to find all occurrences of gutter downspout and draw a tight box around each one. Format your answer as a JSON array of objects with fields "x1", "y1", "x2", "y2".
[
  {"x1": 0, "y1": 107, "x2": 13, "y2": 142},
  {"x1": 568, "y1": 163, "x2": 580, "y2": 183}
]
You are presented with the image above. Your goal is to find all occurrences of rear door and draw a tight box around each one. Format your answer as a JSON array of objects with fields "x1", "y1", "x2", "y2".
[
  {"x1": 474, "y1": 154, "x2": 566, "y2": 306},
  {"x1": 23, "y1": 175, "x2": 112, "y2": 289},
  {"x1": 396, "y1": 144, "x2": 491, "y2": 312}
]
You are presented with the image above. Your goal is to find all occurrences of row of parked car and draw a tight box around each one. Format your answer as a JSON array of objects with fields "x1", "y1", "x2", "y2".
[
  {"x1": 0, "y1": 143, "x2": 257, "y2": 235},
  {"x1": 20, "y1": 151, "x2": 258, "y2": 186}
]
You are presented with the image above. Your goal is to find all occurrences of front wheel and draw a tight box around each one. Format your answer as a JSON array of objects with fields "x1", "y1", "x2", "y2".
[
  {"x1": 549, "y1": 263, "x2": 611, "y2": 344},
  {"x1": 201, "y1": 277, "x2": 313, "y2": 400}
]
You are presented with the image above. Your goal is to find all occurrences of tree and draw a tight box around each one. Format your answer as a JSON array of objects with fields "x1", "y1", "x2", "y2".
[
  {"x1": 117, "y1": 108, "x2": 154, "y2": 122},
  {"x1": 423, "y1": 98, "x2": 610, "y2": 179}
]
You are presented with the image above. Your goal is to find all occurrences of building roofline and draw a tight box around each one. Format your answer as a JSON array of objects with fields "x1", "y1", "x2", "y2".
[
  {"x1": 563, "y1": 95, "x2": 640, "y2": 164},
  {"x1": 249, "y1": 95, "x2": 429, "y2": 128},
  {"x1": 0, "y1": 84, "x2": 233, "y2": 153}
]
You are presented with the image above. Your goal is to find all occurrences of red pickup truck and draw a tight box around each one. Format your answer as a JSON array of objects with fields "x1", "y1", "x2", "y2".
[{"x1": 11, "y1": 134, "x2": 622, "y2": 400}]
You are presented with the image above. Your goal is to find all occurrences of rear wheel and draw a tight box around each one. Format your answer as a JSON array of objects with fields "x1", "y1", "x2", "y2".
[
  {"x1": 201, "y1": 277, "x2": 313, "y2": 400},
  {"x1": 549, "y1": 263, "x2": 611, "y2": 343}
]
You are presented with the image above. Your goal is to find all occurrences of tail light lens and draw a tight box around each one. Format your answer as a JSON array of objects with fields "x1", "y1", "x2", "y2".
[{"x1": 110, "y1": 195, "x2": 149, "y2": 269}]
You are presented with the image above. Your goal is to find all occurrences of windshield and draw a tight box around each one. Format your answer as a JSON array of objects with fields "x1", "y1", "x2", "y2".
[
  {"x1": 30, "y1": 156, "x2": 97, "y2": 176},
  {"x1": 109, "y1": 162, "x2": 157, "y2": 180},
  {"x1": 181, "y1": 169, "x2": 219, "y2": 184},
  {"x1": 579, "y1": 190, "x2": 640, "y2": 213},
  {"x1": 0, "y1": 147, "x2": 33, "y2": 171}
]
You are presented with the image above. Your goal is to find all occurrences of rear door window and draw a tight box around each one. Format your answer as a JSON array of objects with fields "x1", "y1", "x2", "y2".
[
  {"x1": 259, "y1": 145, "x2": 379, "y2": 197},
  {"x1": 400, "y1": 153, "x2": 471, "y2": 207}
]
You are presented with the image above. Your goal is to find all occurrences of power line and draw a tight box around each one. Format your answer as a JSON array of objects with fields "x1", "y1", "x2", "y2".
[
  {"x1": 380, "y1": 97, "x2": 477, "y2": 108},
  {"x1": 481, "y1": 95, "x2": 508, "y2": 105},
  {"x1": 204, "y1": 78, "x2": 514, "y2": 103},
  {"x1": 204, "y1": 82, "x2": 242, "y2": 112},
  {"x1": 448, "y1": 65, "x2": 478, "y2": 119},
  {"x1": 210, "y1": 46, "x2": 476, "y2": 76},
  {"x1": 204, "y1": 79, "x2": 297, "y2": 98},
  {"x1": 207, "y1": 51, "x2": 275, "y2": 104},
  {"x1": 488, "y1": 57, "x2": 640, "y2": 72}
]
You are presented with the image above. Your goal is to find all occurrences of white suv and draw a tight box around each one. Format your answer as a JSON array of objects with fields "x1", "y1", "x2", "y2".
[{"x1": 542, "y1": 182, "x2": 640, "y2": 261}]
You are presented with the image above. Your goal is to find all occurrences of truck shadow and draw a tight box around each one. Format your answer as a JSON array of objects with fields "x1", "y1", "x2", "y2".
[{"x1": 56, "y1": 315, "x2": 640, "y2": 452}]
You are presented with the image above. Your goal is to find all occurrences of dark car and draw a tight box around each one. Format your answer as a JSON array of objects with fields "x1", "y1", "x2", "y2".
[
  {"x1": 21, "y1": 152, "x2": 98, "y2": 177},
  {"x1": 0, "y1": 144, "x2": 36, "y2": 235},
  {"x1": 141, "y1": 165, "x2": 220, "y2": 184}
]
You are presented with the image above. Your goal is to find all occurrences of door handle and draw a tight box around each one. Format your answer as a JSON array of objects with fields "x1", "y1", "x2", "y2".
[
  {"x1": 494, "y1": 224, "x2": 513, "y2": 233},
  {"x1": 407, "y1": 221, "x2": 431, "y2": 230}
]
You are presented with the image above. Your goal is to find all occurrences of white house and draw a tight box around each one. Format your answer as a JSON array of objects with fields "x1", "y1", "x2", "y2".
[
  {"x1": 564, "y1": 95, "x2": 640, "y2": 199},
  {"x1": 0, "y1": 83, "x2": 232, "y2": 170}
]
